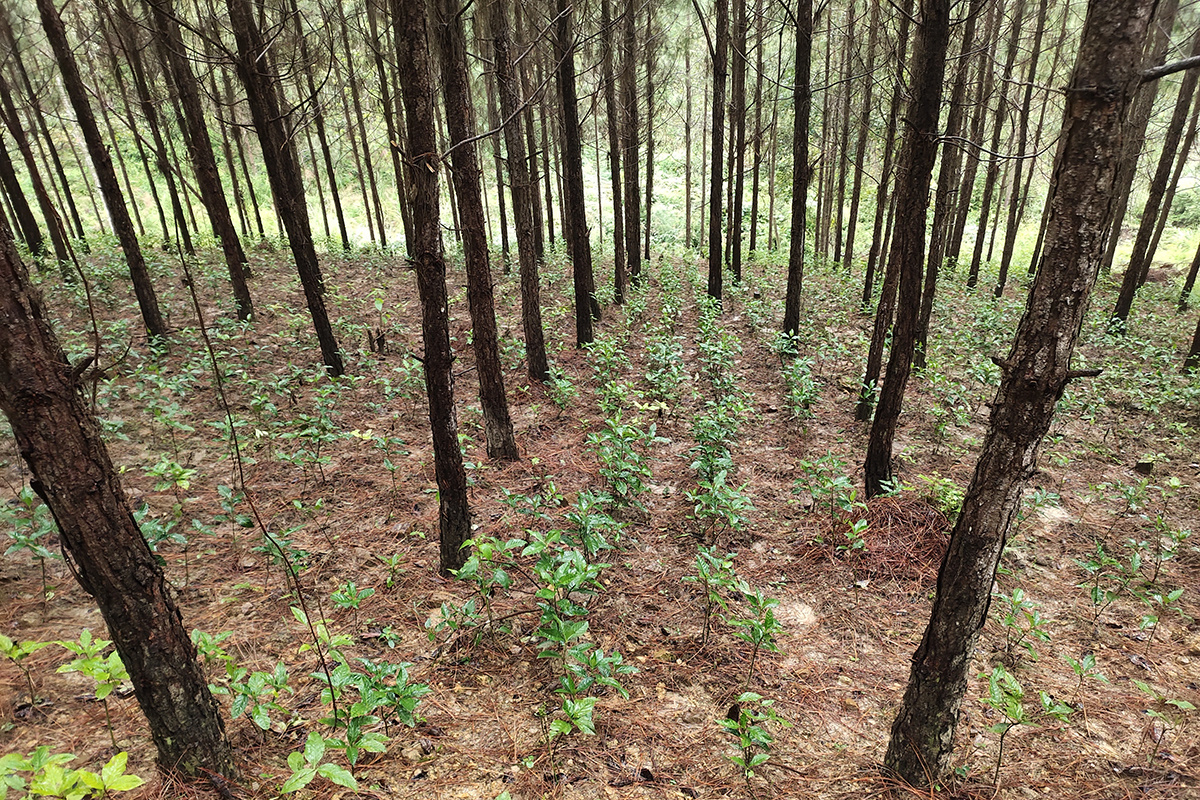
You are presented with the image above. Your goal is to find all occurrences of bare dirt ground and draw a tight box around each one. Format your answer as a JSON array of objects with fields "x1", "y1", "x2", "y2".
[{"x1": 1, "y1": 239, "x2": 1198, "y2": 799}]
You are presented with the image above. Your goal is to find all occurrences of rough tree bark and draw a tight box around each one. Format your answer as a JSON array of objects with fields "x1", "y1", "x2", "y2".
[
  {"x1": 146, "y1": 0, "x2": 253, "y2": 320},
  {"x1": 782, "y1": 0, "x2": 812, "y2": 336},
  {"x1": 555, "y1": 0, "x2": 600, "y2": 345},
  {"x1": 488, "y1": 0, "x2": 550, "y2": 382},
  {"x1": 862, "y1": 0, "x2": 952, "y2": 497},
  {"x1": 396, "y1": 0, "x2": 472, "y2": 575},
  {"x1": 226, "y1": 0, "x2": 344, "y2": 376},
  {"x1": 705, "y1": 0, "x2": 730, "y2": 301},
  {"x1": 433, "y1": 0, "x2": 519, "y2": 462},
  {"x1": 0, "y1": 220, "x2": 234, "y2": 779},
  {"x1": 885, "y1": 0, "x2": 1157, "y2": 782},
  {"x1": 1111, "y1": 25, "x2": 1200, "y2": 329},
  {"x1": 35, "y1": 0, "x2": 166, "y2": 339}
]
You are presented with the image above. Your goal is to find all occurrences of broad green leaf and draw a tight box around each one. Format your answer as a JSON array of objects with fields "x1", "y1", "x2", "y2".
[
  {"x1": 279, "y1": 767, "x2": 316, "y2": 794},
  {"x1": 316, "y1": 763, "x2": 359, "y2": 791}
]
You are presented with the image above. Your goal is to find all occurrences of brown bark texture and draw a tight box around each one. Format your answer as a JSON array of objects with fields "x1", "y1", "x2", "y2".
[
  {"x1": 885, "y1": 0, "x2": 1156, "y2": 782},
  {"x1": 396, "y1": 0, "x2": 472, "y2": 575},
  {"x1": 35, "y1": 0, "x2": 166, "y2": 338},
  {"x1": 226, "y1": 0, "x2": 344, "y2": 376},
  {"x1": 862, "y1": 0, "x2": 952, "y2": 496},
  {"x1": 0, "y1": 220, "x2": 235, "y2": 778},
  {"x1": 433, "y1": 0, "x2": 520, "y2": 462}
]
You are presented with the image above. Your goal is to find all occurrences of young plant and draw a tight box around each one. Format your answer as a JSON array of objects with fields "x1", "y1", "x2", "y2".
[
  {"x1": 55, "y1": 630, "x2": 129, "y2": 749},
  {"x1": 728, "y1": 587, "x2": 783, "y2": 686},
  {"x1": 331, "y1": 582, "x2": 376, "y2": 629},
  {"x1": 682, "y1": 547, "x2": 740, "y2": 645},
  {"x1": 586, "y1": 414, "x2": 658, "y2": 507},
  {"x1": 219, "y1": 662, "x2": 293, "y2": 734},
  {"x1": 4, "y1": 485, "x2": 62, "y2": 604},
  {"x1": 279, "y1": 731, "x2": 358, "y2": 794},
  {"x1": 994, "y1": 587, "x2": 1052, "y2": 667},
  {"x1": 0, "y1": 634, "x2": 50, "y2": 704},
  {"x1": 1133, "y1": 679, "x2": 1196, "y2": 765},
  {"x1": 719, "y1": 692, "x2": 790, "y2": 790},
  {"x1": 980, "y1": 665, "x2": 1032, "y2": 787}
]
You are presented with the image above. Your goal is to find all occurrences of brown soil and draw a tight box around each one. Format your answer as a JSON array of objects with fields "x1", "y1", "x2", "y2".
[{"x1": 1, "y1": 241, "x2": 1198, "y2": 800}]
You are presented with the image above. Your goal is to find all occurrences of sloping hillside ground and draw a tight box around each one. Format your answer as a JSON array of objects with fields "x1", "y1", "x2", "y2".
[{"x1": 1, "y1": 239, "x2": 1198, "y2": 799}]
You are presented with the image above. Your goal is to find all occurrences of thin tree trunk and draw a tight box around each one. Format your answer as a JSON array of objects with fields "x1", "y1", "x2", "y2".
[
  {"x1": 729, "y1": 0, "x2": 747, "y2": 282},
  {"x1": 831, "y1": 0, "x2": 854, "y2": 267},
  {"x1": 685, "y1": 39, "x2": 694, "y2": 251},
  {"x1": 783, "y1": 0, "x2": 812, "y2": 335},
  {"x1": 601, "y1": 0, "x2": 625, "y2": 300},
  {"x1": 861, "y1": 0, "x2": 914, "y2": 307},
  {"x1": 1180, "y1": 236, "x2": 1200, "y2": 311},
  {"x1": 337, "y1": 3, "x2": 387, "y2": 246},
  {"x1": 0, "y1": 134, "x2": 46, "y2": 257},
  {"x1": 967, "y1": 0, "x2": 1027, "y2": 288},
  {"x1": 489, "y1": 0, "x2": 549, "y2": 382},
  {"x1": 1111, "y1": 25, "x2": 1200, "y2": 329},
  {"x1": 433, "y1": 0, "x2": 519, "y2": 462},
  {"x1": 863, "y1": 0, "x2": 952, "y2": 497},
  {"x1": 705, "y1": 0, "x2": 730, "y2": 301},
  {"x1": 886, "y1": 0, "x2": 1156, "y2": 780},
  {"x1": 36, "y1": 0, "x2": 166, "y2": 339},
  {"x1": 555, "y1": 0, "x2": 600, "y2": 345},
  {"x1": 843, "y1": 0, "x2": 881, "y2": 270},
  {"x1": 1151, "y1": 95, "x2": 1200, "y2": 280},
  {"x1": 748, "y1": 0, "x2": 765, "y2": 255},
  {"x1": 396, "y1": 0, "x2": 471, "y2": 576},
  {"x1": 994, "y1": 0, "x2": 1049, "y2": 297},
  {"x1": 226, "y1": 0, "x2": 344, "y2": 375},
  {"x1": 915, "y1": 0, "x2": 982, "y2": 368},
  {"x1": 621, "y1": 3, "x2": 642, "y2": 286},
  {"x1": 0, "y1": 220, "x2": 235, "y2": 780},
  {"x1": 0, "y1": 11, "x2": 86, "y2": 242},
  {"x1": 643, "y1": 2, "x2": 655, "y2": 264},
  {"x1": 146, "y1": 0, "x2": 253, "y2": 319}
]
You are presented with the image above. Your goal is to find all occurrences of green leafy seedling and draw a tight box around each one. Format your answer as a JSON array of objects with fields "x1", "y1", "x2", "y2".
[{"x1": 279, "y1": 732, "x2": 358, "y2": 794}]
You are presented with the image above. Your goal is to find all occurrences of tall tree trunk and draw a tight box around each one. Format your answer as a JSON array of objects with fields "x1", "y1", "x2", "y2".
[
  {"x1": 862, "y1": 0, "x2": 951, "y2": 496},
  {"x1": 915, "y1": 0, "x2": 982, "y2": 369},
  {"x1": 621, "y1": 4, "x2": 642, "y2": 286},
  {"x1": 861, "y1": 0, "x2": 915, "y2": 307},
  {"x1": 0, "y1": 133, "x2": 45, "y2": 257},
  {"x1": 1111, "y1": 25, "x2": 1200, "y2": 329},
  {"x1": 685, "y1": 39, "x2": 694, "y2": 251},
  {"x1": 145, "y1": 0, "x2": 253, "y2": 320},
  {"x1": 368, "y1": 0, "x2": 408, "y2": 252},
  {"x1": 706, "y1": 0, "x2": 730, "y2": 301},
  {"x1": 396, "y1": 0, "x2": 471, "y2": 576},
  {"x1": 747, "y1": 0, "x2": 765, "y2": 255},
  {"x1": 0, "y1": 220, "x2": 234, "y2": 779},
  {"x1": 0, "y1": 10, "x2": 86, "y2": 243},
  {"x1": 643, "y1": 1, "x2": 655, "y2": 264},
  {"x1": 433, "y1": 0, "x2": 519, "y2": 461},
  {"x1": 948, "y1": 1, "x2": 1000, "y2": 268},
  {"x1": 831, "y1": 0, "x2": 854, "y2": 268},
  {"x1": 601, "y1": 0, "x2": 626, "y2": 301},
  {"x1": 782, "y1": 0, "x2": 812, "y2": 335},
  {"x1": 337, "y1": 2, "x2": 387, "y2": 246},
  {"x1": 885, "y1": 0, "x2": 1155, "y2": 781},
  {"x1": 967, "y1": 0, "x2": 1027, "y2": 288},
  {"x1": 555, "y1": 0, "x2": 600, "y2": 345},
  {"x1": 729, "y1": 0, "x2": 747, "y2": 282},
  {"x1": 843, "y1": 0, "x2": 881, "y2": 270},
  {"x1": 109, "y1": 0, "x2": 193, "y2": 257},
  {"x1": 35, "y1": 0, "x2": 167, "y2": 339},
  {"x1": 489, "y1": 0, "x2": 550, "y2": 382},
  {"x1": 226, "y1": 0, "x2": 344, "y2": 376},
  {"x1": 994, "y1": 0, "x2": 1050, "y2": 297},
  {"x1": 1099, "y1": 0, "x2": 1180, "y2": 275}
]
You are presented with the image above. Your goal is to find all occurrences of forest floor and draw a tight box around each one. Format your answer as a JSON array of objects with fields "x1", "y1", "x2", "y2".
[{"x1": 1, "y1": 237, "x2": 1198, "y2": 800}]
